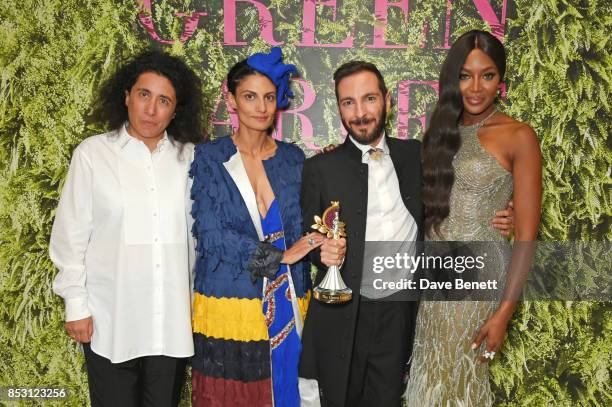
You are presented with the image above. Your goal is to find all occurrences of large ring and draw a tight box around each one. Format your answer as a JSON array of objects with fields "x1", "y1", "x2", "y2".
[
  {"x1": 308, "y1": 238, "x2": 315, "y2": 246},
  {"x1": 483, "y1": 350, "x2": 495, "y2": 360}
]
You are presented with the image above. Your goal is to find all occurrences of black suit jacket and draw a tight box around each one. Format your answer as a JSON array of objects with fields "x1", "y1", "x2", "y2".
[{"x1": 299, "y1": 136, "x2": 423, "y2": 406}]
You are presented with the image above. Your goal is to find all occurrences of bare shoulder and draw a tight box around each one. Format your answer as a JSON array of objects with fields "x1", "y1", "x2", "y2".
[{"x1": 491, "y1": 113, "x2": 539, "y2": 149}]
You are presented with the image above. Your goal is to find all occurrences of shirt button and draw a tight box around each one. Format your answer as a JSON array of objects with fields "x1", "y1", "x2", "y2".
[
  {"x1": 150, "y1": 187, "x2": 155, "y2": 191},
  {"x1": 156, "y1": 264, "x2": 160, "y2": 268},
  {"x1": 154, "y1": 238, "x2": 158, "y2": 242},
  {"x1": 153, "y1": 213, "x2": 157, "y2": 217}
]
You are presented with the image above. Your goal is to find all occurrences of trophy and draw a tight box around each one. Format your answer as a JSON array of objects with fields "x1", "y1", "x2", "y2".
[{"x1": 311, "y1": 201, "x2": 352, "y2": 303}]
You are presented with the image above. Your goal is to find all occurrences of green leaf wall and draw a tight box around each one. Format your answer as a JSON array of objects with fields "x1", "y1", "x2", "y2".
[{"x1": 0, "y1": 0, "x2": 609, "y2": 405}]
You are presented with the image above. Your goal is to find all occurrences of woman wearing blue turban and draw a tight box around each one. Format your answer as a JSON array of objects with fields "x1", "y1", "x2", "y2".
[{"x1": 189, "y1": 48, "x2": 345, "y2": 406}]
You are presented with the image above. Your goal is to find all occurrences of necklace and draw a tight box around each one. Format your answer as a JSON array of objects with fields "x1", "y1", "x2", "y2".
[
  {"x1": 461, "y1": 107, "x2": 498, "y2": 129},
  {"x1": 454, "y1": 108, "x2": 497, "y2": 161}
]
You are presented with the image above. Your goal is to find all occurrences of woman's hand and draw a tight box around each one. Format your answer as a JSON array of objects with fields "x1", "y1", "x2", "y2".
[
  {"x1": 65, "y1": 316, "x2": 93, "y2": 343},
  {"x1": 320, "y1": 237, "x2": 347, "y2": 267},
  {"x1": 315, "y1": 144, "x2": 339, "y2": 154},
  {"x1": 282, "y1": 232, "x2": 325, "y2": 265},
  {"x1": 492, "y1": 200, "x2": 514, "y2": 237},
  {"x1": 471, "y1": 311, "x2": 510, "y2": 363}
]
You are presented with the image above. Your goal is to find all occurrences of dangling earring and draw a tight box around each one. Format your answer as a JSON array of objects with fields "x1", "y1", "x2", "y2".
[{"x1": 267, "y1": 124, "x2": 276, "y2": 137}]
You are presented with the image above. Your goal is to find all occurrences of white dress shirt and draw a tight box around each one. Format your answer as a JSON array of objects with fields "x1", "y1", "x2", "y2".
[
  {"x1": 50, "y1": 125, "x2": 195, "y2": 363},
  {"x1": 299, "y1": 136, "x2": 420, "y2": 406},
  {"x1": 349, "y1": 136, "x2": 418, "y2": 298}
]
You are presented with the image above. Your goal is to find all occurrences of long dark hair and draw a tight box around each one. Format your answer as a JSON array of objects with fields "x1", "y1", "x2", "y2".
[
  {"x1": 422, "y1": 30, "x2": 506, "y2": 236},
  {"x1": 90, "y1": 50, "x2": 205, "y2": 144}
]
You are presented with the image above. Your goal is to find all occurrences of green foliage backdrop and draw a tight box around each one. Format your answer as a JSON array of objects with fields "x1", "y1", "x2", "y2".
[{"x1": 0, "y1": 0, "x2": 609, "y2": 405}]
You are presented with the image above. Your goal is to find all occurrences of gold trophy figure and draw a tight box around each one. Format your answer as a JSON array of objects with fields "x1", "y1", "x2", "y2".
[{"x1": 311, "y1": 201, "x2": 352, "y2": 303}]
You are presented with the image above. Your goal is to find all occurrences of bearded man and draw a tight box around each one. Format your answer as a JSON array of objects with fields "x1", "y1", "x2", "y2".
[{"x1": 298, "y1": 61, "x2": 422, "y2": 407}]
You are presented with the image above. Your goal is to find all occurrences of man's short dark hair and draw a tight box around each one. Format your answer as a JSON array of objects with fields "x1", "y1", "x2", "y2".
[{"x1": 333, "y1": 61, "x2": 388, "y2": 102}]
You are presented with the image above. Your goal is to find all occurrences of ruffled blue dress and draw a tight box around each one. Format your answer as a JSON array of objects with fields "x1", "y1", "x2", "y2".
[{"x1": 190, "y1": 136, "x2": 311, "y2": 406}]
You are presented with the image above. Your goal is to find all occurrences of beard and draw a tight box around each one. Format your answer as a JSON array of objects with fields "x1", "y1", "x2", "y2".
[{"x1": 341, "y1": 104, "x2": 387, "y2": 145}]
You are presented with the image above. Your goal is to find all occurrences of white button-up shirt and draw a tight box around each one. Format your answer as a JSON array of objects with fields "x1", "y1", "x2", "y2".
[
  {"x1": 50, "y1": 125, "x2": 195, "y2": 363},
  {"x1": 349, "y1": 136, "x2": 418, "y2": 298}
]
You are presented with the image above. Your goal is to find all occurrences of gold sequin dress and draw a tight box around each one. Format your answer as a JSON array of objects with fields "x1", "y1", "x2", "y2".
[{"x1": 404, "y1": 120, "x2": 513, "y2": 406}]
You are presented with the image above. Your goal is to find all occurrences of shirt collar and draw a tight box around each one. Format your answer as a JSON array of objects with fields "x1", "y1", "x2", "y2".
[
  {"x1": 118, "y1": 122, "x2": 170, "y2": 152},
  {"x1": 152, "y1": 135, "x2": 170, "y2": 153},
  {"x1": 348, "y1": 134, "x2": 389, "y2": 162}
]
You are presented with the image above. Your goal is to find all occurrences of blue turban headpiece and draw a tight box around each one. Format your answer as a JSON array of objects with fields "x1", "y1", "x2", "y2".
[{"x1": 246, "y1": 47, "x2": 297, "y2": 109}]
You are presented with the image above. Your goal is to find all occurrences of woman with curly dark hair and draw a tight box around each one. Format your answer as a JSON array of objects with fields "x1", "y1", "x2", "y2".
[
  {"x1": 90, "y1": 49, "x2": 205, "y2": 147},
  {"x1": 50, "y1": 50, "x2": 205, "y2": 406},
  {"x1": 405, "y1": 30, "x2": 541, "y2": 406}
]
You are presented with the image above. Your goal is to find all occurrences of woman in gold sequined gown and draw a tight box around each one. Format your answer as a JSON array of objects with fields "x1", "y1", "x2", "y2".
[{"x1": 405, "y1": 30, "x2": 542, "y2": 406}]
